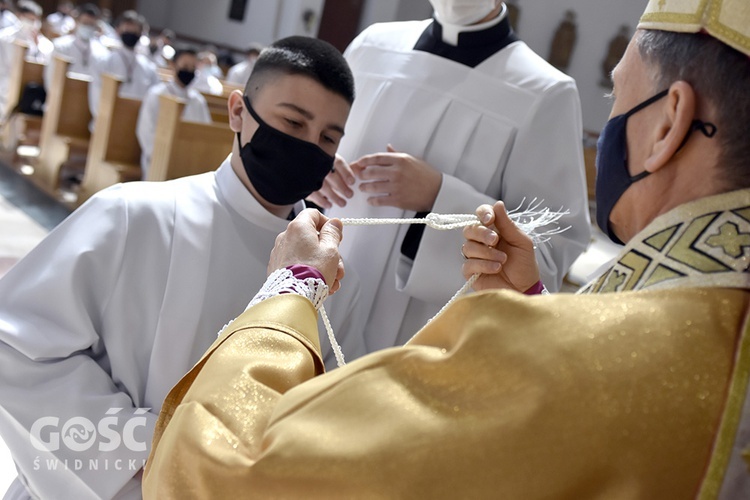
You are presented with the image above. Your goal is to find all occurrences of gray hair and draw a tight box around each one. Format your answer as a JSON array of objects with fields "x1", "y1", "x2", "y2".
[{"x1": 637, "y1": 29, "x2": 750, "y2": 189}]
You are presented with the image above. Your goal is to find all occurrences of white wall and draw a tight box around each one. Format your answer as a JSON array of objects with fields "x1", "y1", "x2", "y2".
[
  {"x1": 358, "y1": 0, "x2": 431, "y2": 32},
  {"x1": 136, "y1": 0, "x2": 326, "y2": 49},
  {"x1": 395, "y1": 0, "x2": 433, "y2": 26},
  {"x1": 137, "y1": 0, "x2": 172, "y2": 31},
  {"x1": 511, "y1": 0, "x2": 648, "y2": 132}
]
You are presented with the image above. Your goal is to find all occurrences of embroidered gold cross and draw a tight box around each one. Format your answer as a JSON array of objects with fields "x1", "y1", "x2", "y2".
[
  {"x1": 602, "y1": 270, "x2": 627, "y2": 293},
  {"x1": 706, "y1": 222, "x2": 750, "y2": 258}
]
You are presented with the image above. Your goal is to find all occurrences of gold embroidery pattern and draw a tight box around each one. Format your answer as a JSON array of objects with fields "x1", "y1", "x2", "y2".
[
  {"x1": 639, "y1": 0, "x2": 750, "y2": 57},
  {"x1": 580, "y1": 205, "x2": 750, "y2": 295}
]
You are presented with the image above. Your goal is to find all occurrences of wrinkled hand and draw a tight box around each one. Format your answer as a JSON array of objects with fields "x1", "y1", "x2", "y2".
[
  {"x1": 307, "y1": 155, "x2": 356, "y2": 209},
  {"x1": 268, "y1": 209, "x2": 345, "y2": 294},
  {"x1": 461, "y1": 201, "x2": 540, "y2": 293},
  {"x1": 351, "y1": 145, "x2": 442, "y2": 212}
]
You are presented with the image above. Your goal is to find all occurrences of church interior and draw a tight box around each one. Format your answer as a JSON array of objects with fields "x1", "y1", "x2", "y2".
[{"x1": 0, "y1": 0, "x2": 669, "y2": 495}]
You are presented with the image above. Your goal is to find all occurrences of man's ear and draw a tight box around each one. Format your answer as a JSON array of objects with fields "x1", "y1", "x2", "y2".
[
  {"x1": 227, "y1": 90, "x2": 244, "y2": 133},
  {"x1": 644, "y1": 81, "x2": 696, "y2": 173}
]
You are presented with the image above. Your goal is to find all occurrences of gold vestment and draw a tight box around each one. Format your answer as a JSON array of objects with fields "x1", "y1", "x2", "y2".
[{"x1": 144, "y1": 190, "x2": 750, "y2": 499}]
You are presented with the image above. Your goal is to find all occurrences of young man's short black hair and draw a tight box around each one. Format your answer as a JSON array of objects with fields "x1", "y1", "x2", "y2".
[
  {"x1": 76, "y1": 3, "x2": 101, "y2": 19},
  {"x1": 172, "y1": 46, "x2": 198, "y2": 64},
  {"x1": 245, "y1": 36, "x2": 355, "y2": 105}
]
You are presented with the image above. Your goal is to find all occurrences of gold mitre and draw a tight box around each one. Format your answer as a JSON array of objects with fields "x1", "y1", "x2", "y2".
[{"x1": 638, "y1": 0, "x2": 750, "y2": 56}]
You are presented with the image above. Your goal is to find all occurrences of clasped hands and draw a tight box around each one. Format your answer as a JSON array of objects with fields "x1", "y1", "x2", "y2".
[
  {"x1": 307, "y1": 145, "x2": 442, "y2": 212},
  {"x1": 269, "y1": 201, "x2": 541, "y2": 298}
]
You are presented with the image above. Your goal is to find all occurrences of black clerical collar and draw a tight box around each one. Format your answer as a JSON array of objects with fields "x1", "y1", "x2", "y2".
[{"x1": 413, "y1": 14, "x2": 519, "y2": 68}]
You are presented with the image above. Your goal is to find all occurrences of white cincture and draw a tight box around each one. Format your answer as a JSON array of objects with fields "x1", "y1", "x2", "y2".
[{"x1": 233, "y1": 202, "x2": 569, "y2": 369}]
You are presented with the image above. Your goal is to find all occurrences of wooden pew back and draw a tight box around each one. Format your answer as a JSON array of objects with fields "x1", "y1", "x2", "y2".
[
  {"x1": 36, "y1": 55, "x2": 92, "y2": 190},
  {"x1": 201, "y1": 92, "x2": 229, "y2": 123},
  {"x1": 78, "y1": 73, "x2": 142, "y2": 204},
  {"x1": 147, "y1": 93, "x2": 233, "y2": 182}
]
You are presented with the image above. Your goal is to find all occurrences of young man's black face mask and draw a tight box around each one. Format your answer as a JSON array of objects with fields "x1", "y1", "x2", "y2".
[{"x1": 237, "y1": 95, "x2": 335, "y2": 206}]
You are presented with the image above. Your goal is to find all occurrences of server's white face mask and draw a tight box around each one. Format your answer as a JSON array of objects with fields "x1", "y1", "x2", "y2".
[{"x1": 429, "y1": 0, "x2": 498, "y2": 26}]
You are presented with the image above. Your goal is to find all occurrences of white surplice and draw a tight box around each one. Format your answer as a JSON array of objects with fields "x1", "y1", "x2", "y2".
[
  {"x1": 0, "y1": 158, "x2": 364, "y2": 499},
  {"x1": 329, "y1": 18, "x2": 591, "y2": 351}
]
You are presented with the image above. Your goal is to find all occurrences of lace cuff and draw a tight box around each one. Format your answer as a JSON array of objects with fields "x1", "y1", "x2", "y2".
[{"x1": 246, "y1": 267, "x2": 329, "y2": 311}]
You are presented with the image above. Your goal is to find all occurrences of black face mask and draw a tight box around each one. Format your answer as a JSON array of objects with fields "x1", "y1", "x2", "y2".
[
  {"x1": 120, "y1": 32, "x2": 140, "y2": 48},
  {"x1": 238, "y1": 95, "x2": 335, "y2": 206},
  {"x1": 595, "y1": 89, "x2": 717, "y2": 244},
  {"x1": 177, "y1": 69, "x2": 195, "y2": 87}
]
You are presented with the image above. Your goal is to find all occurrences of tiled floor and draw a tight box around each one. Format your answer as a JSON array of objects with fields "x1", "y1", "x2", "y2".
[{"x1": 0, "y1": 158, "x2": 71, "y2": 496}]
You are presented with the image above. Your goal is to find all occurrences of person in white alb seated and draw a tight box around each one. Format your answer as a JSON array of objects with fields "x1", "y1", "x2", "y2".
[
  {"x1": 0, "y1": 0, "x2": 19, "y2": 30},
  {"x1": 310, "y1": 0, "x2": 591, "y2": 353},
  {"x1": 44, "y1": 0, "x2": 74, "y2": 37},
  {"x1": 0, "y1": 36, "x2": 363, "y2": 500},
  {"x1": 88, "y1": 9, "x2": 158, "y2": 124},
  {"x1": 42, "y1": 3, "x2": 108, "y2": 90},
  {"x1": 136, "y1": 46, "x2": 212, "y2": 180},
  {"x1": 189, "y1": 49, "x2": 224, "y2": 96},
  {"x1": 225, "y1": 43, "x2": 262, "y2": 85},
  {"x1": 145, "y1": 28, "x2": 174, "y2": 69},
  {"x1": 0, "y1": 0, "x2": 51, "y2": 116}
]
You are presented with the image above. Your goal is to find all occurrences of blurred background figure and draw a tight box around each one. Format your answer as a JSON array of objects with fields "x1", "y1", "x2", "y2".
[
  {"x1": 43, "y1": 3, "x2": 107, "y2": 89},
  {"x1": 88, "y1": 9, "x2": 158, "y2": 123},
  {"x1": 0, "y1": 0, "x2": 51, "y2": 115},
  {"x1": 44, "y1": 0, "x2": 74, "y2": 37},
  {"x1": 0, "y1": 0, "x2": 18, "y2": 30},
  {"x1": 190, "y1": 49, "x2": 224, "y2": 95},
  {"x1": 225, "y1": 42, "x2": 262, "y2": 85},
  {"x1": 147, "y1": 27, "x2": 175, "y2": 68},
  {"x1": 136, "y1": 46, "x2": 211, "y2": 179}
]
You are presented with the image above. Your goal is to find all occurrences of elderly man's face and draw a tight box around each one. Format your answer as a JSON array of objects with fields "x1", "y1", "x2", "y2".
[{"x1": 605, "y1": 33, "x2": 662, "y2": 241}]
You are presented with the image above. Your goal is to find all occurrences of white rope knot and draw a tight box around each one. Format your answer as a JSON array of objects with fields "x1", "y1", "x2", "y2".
[
  {"x1": 423, "y1": 213, "x2": 480, "y2": 231},
  {"x1": 323, "y1": 201, "x2": 568, "y2": 368}
]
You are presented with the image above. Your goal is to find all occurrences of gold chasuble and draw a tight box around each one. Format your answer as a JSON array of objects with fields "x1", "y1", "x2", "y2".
[{"x1": 144, "y1": 190, "x2": 750, "y2": 499}]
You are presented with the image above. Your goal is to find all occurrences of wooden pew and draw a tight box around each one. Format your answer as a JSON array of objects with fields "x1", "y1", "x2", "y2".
[
  {"x1": 157, "y1": 67, "x2": 173, "y2": 82},
  {"x1": 78, "y1": 74, "x2": 142, "y2": 204},
  {"x1": 201, "y1": 81, "x2": 241, "y2": 123},
  {"x1": 35, "y1": 55, "x2": 92, "y2": 191},
  {"x1": 200, "y1": 92, "x2": 229, "y2": 123},
  {"x1": 147, "y1": 93, "x2": 234, "y2": 182},
  {"x1": 0, "y1": 42, "x2": 45, "y2": 150}
]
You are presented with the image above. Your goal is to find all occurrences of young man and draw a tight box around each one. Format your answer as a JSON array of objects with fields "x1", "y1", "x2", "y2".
[
  {"x1": 311, "y1": 0, "x2": 591, "y2": 354},
  {"x1": 42, "y1": 3, "x2": 108, "y2": 90},
  {"x1": 88, "y1": 10, "x2": 158, "y2": 122},
  {"x1": 136, "y1": 47, "x2": 211, "y2": 179},
  {"x1": 143, "y1": 0, "x2": 750, "y2": 497},
  {"x1": 0, "y1": 36, "x2": 363, "y2": 500}
]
